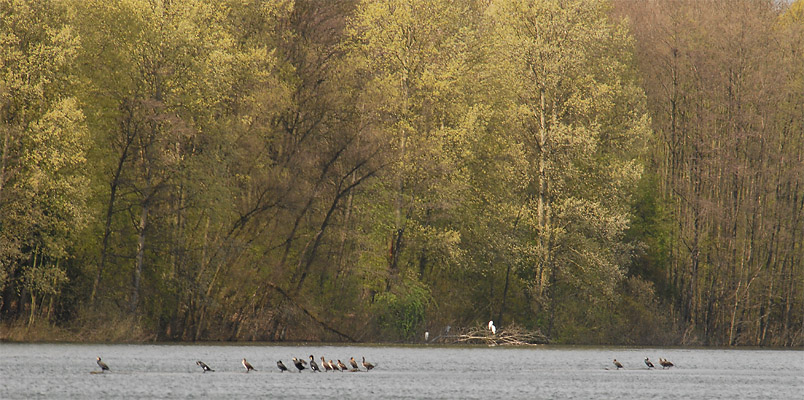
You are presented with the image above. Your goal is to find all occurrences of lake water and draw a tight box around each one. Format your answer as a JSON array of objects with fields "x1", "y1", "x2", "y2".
[{"x1": 0, "y1": 343, "x2": 801, "y2": 399}]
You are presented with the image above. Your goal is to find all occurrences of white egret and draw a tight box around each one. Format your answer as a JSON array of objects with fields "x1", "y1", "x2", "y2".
[{"x1": 488, "y1": 320, "x2": 496, "y2": 335}]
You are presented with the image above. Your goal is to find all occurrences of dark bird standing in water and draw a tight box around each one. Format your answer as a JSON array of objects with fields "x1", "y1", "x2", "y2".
[
  {"x1": 613, "y1": 359, "x2": 623, "y2": 369},
  {"x1": 196, "y1": 361, "x2": 214, "y2": 372},
  {"x1": 644, "y1": 357, "x2": 655, "y2": 369},
  {"x1": 321, "y1": 356, "x2": 332, "y2": 371},
  {"x1": 349, "y1": 357, "x2": 359, "y2": 370},
  {"x1": 96, "y1": 357, "x2": 110, "y2": 372},
  {"x1": 362, "y1": 357, "x2": 375, "y2": 371},
  {"x1": 337, "y1": 360, "x2": 348, "y2": 371},
  {"x1": 309, "y1": 355, "x2": 321, "y2": 372},
  {"x1": 292, "y1": 357, "x2": 306, "y2": 372},
  {"x1": 277, "y1": 360, "x2": 288, "y2": 372},
  {"x1": 242, "y1": 358, "x2": 256, "y2": 372},
  {"x1": 659, "y1": 358, "x2": 674, "y2": 369}
]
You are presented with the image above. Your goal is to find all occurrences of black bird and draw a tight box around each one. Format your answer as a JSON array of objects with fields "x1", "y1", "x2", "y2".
[
  {"x1": 644, "y1": 357, "x2": 655, "y2": 369},
  {"x1": 337, "y1": 360, "x2": 348, "y2": 371},
  {"x1": 196, "y1": 360, "x2": 214, "y2": 372},
  {"x1": 659, "y1": 358, "x2": 674, "y2": 369},
  {"x1": 362, "y1": 356, "x2": 375, "y2": 371},
  {"x1": 292, "y1": 357, "x2": 306, "y2": 372},
  {"x1": 321, "y1": 356, "x2": 332, "y2": 372},
  {"x1": 96, "y1": 357, "x2": 110, "y2": 372},
  {"x1": 309, "y1": 355, "x2": 320, "y2": 372},
  {"x1": 613, "y1": 359, "x2": 623, "y2": 369},
  {"x1": 242, "y1": 358, "x2": 256, "y2": 372},
  {"x1": 349, "y1": 357, "x2": 359, "y2": 370},
  {"x1": 277, "y1": 360, "x2": 288, "y2": 372},
  {"x1": 328, "y1": 360, "x2": 337, "y2": 371}
]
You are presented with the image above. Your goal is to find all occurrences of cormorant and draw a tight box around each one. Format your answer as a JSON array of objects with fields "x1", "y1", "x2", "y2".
[
  {"x1": 613, "y1": 359, "x2": 623, "y2": 369},
  {"x1": 242, "y1": 358, "x2": 256, "y2": 372},
  {"x1": 277, "y1": 360, "x2": 288, "y2": 372},
  {"x1": 196, "y1": 360, "x2": 214, "y2": 372},
  {"x1": 362, "y1": 356, "x2": 375, "y2": 371},
  {"x1": 328, "y1": 360, "x2": 337, "y2": 371},
  {"x1": 337, "y1": 360, "x2": 348, "y2": 371},
  {"x1": 349, "y1": 357, "x2": 359, "y2": 370},
  {"x1": 321, "y1": 356, "x2": 332, "y2": 371},
  {"x1": 659, "y1": 358, "x2": 674, "y2": 368},
  {"x1": 292, "y1": 357, "x2": 306, "y2": 372},
  {"x1": 644, "y1": 357, "x2": 655, "y2": 368},
  {"x1": 309, "y1": 355, "x2": 320, "y2": 372},
  {"x1": 96, "y1": 357, "x2": 110, "y2": 372}
]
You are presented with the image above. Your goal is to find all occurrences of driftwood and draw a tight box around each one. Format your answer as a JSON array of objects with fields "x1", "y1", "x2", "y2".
[{"x1": 452, "y1": 326, "x2": 548, "y2": 346}]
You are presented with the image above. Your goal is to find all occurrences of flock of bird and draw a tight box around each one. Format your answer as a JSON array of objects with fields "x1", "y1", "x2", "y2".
[
  {"x1": 95, "y1": 355, "x2": 376, "y2": 374},
  {"x1": 612, "y1": 357, "x2": 675, "y2": 370},
  {"x1": 96, "y1": 346, "x2": 675, "y2": 374}
]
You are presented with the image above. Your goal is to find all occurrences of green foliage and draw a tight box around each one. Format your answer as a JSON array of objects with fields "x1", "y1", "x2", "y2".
[
  {"x1": 625, "y1": 171, "x2": 673, "y2": 296},
  {"x1": 485, "y1": 0, "x2": 651, "y2": 337},
  {"x1": 0, "y1": 0, "x2": 89, "y2": 322},
  {"x1": 373, "y1": 271, "x2": 431, "y2": 341},
  {"x1": 1, "y1": 0, "x2": 799, "y2": 347}
]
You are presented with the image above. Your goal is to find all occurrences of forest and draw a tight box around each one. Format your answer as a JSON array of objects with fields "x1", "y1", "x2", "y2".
[{"x1": 0, "y1": 0, "x2": 802, "y2": 347}]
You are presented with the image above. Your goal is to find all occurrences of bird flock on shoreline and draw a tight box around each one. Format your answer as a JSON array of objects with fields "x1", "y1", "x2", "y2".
[{"x1": 94, "y1": 355, "x2": 376, "y2": 374}]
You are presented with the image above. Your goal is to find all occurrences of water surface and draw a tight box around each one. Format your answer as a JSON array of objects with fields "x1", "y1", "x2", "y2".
[{"x1": 1, "y1": 343, "x2": 801, "y2": 399}]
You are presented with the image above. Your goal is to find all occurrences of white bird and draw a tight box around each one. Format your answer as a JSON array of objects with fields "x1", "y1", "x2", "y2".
[
  {"x1": 424, "y1": 331, "x2": 429, "y2": 342},
  {"x1": 488, "y1": 320, "x2": 496, "y2": 335}
]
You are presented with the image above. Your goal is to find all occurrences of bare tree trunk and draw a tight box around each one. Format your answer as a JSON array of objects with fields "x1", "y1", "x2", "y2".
[
  {"x1": 91, "y1": 127, "x2": 135, "y2": 303},
  {"x1": 131, "y1": 200, "x2": 150, "y2": 314},
  {"x1": 388, "y1": 134, "x2": 406, "y2": 290},
  {"x1": 27, "y1": 247, "x2": 39, "y2": 327},
  {"x1": 0, "y1": 125, "x2": 10, "y2": 203},
  {"x1": 335, "y1": 163, "x2": 358, "y2": 282}
]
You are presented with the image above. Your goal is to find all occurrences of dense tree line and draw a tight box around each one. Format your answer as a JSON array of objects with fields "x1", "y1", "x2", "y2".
[{"x1": 0, "y1": 0, "x2": 801, "y2": 346}]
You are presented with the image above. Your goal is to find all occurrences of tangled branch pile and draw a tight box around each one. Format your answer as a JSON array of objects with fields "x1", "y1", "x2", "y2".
[{"x1": 453, "y1": 326, "x2": 549, "y2": 346}]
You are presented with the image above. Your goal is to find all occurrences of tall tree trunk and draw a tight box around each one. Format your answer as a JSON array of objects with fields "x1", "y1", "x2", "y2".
[
  {"x1": 91, "y1": 127, "x2": 134, "y2": 303},
  {"x1": 0, "y1": 125, "x2": 10, "y2": 203},
  {"x1": 131, "y1": 200, "x2": 150, "y2": 314},
  {"x1": 27, "y1": 247, "x2": 40, "y2": 327},
  {"x1": 536, "y1": 86, "x2": 551, "y2": 299}
]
